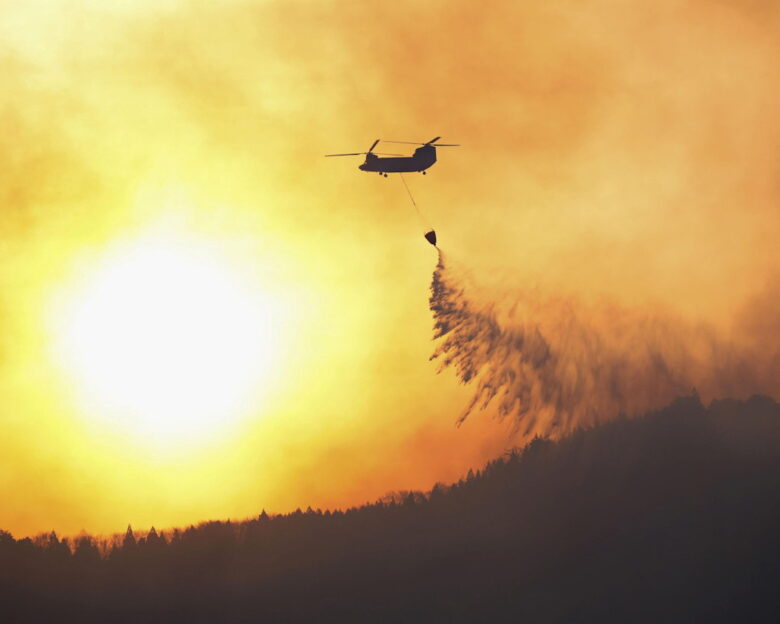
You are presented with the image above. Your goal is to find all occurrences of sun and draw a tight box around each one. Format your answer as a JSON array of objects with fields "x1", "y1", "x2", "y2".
[{"x1": 50, "y1": 231, "x2": 286, "y2": 449}]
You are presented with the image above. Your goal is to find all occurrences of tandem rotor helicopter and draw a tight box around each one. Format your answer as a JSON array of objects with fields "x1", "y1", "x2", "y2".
[
  {"x1": 325, "y1": 136, "x2": 459, "y2": 247},
  {"x1": 325, "y1": 137, "x2": 459, "y2": 176}
]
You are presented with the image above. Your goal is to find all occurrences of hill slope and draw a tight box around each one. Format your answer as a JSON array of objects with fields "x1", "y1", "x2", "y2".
[{"x1": 3, "y1": 395, "x2": 780, "y2": 622}]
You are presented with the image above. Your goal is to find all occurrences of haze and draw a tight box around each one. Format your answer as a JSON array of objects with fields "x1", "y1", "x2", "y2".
[{"x1": 1, "y1": 0, "x2": 778, "y2": 537}]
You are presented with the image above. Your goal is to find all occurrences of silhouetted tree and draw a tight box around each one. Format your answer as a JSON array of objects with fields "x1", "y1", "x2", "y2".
[
  {"x1": 73, "y1": 535, "x2": 100, "y2": 563},
  {"x1": 122, "y1": 525, "x2": 136, "y2": 550}
]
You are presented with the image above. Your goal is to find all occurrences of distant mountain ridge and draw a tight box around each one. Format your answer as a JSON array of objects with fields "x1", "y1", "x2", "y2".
[{"x1": 2, "y1": 394, "x2": 780, "y2": 622}]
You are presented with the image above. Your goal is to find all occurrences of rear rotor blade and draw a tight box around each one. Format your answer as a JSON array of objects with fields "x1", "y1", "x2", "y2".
[{"x1": 384, "y1": 137, "x2": 452, "y2": 146}]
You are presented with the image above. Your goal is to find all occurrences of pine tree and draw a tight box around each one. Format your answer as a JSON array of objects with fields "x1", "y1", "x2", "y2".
[{"x1": 123, "y1": 525, "x2": 136, "y2": 550}]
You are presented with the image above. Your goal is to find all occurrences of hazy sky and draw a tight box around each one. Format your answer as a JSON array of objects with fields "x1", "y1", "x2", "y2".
[{"x1": 1, "y1": 0, "x2": 779, "y2": 537}]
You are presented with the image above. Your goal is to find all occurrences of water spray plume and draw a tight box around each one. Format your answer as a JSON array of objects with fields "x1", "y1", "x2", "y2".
[{"x1": 429, "y1": 251, "x2": 780, "y2": 438}]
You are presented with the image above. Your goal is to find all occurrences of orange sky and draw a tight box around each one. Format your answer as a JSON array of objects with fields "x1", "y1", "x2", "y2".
[{"x1": 1, "y1": 0, "x2": 779, "y2": 537}]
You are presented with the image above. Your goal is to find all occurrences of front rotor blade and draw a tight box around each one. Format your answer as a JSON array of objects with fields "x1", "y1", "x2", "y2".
[
  {"x1": 431, "y1": 143, "x2": 460, "y2": 147},
  {"x1": 383, "y1": 140, "x2": 426, "y2": 145},
  {"x1": 368, "y1": 139, "x2": 380, "y2": 153},
  {"x1": 324, "y1": 152, "x2": 365, "y2": 157},
  {"x1": 425, "y1": 136, "x2": 441, "y2": 144}
]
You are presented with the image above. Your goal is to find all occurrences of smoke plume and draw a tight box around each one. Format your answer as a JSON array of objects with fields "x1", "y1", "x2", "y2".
[{"x1": 430, "y1": 251, "x2": 778, "y2": 437}]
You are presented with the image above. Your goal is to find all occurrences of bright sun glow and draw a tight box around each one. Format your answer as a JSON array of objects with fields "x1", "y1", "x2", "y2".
[{"x1": 51, "y1": 231, "x2": 286, "y2": 448}]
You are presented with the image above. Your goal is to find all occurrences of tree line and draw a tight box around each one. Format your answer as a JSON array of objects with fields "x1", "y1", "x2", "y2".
[{"x1": 2, "y1": 394, "x2": 780, "y2": 622}]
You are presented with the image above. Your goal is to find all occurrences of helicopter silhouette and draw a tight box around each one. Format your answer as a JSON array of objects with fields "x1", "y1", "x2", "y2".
[{"x1": 325, "y1": 137, "x2": 459, "y2": 176}]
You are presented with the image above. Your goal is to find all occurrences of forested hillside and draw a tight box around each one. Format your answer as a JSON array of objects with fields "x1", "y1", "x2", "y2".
[{"x1": 2, "y1": 395, "x2": 780, "y2": 622}]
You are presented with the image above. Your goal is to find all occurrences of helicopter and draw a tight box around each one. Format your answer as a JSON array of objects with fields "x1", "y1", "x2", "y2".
[{"x1": 325, "y1": 137, "x2": 459, "y2": 176}]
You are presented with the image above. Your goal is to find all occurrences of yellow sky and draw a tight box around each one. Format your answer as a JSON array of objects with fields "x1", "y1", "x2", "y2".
[{"x1": 1, "y1": 0, "x2": 779, "y2": 537}]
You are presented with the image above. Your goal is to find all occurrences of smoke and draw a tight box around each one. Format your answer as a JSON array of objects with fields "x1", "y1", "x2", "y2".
[{"x1": 430, "y1": 250, "x2": 778, "y2": 438}]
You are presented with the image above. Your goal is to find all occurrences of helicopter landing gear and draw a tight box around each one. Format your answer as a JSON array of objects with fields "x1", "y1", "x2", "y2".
[
  {"x1": 383, "y1": 173, "x2": 388, "y2": 177},
  {"x1": 422, "y1": 171, "x2": 427, "y2": 175}
]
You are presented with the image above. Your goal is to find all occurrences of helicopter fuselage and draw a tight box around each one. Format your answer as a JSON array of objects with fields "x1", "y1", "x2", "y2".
[{"x1": 359, "y1": 145, "x2": 437, "y2": 174}]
